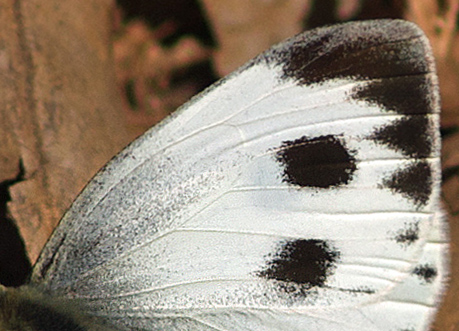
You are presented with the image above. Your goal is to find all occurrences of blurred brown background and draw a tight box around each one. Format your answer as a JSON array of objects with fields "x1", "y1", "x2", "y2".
[{"x1": 0, "y1": 0, "x2": 458, "y2": 329}]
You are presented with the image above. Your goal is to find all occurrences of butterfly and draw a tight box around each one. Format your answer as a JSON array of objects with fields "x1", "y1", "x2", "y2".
[{"x1": 0, "y1": 19, "x2": 447, "y2": 330}]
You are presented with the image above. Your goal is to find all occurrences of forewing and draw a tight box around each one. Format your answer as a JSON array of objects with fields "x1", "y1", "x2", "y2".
[{"x1": 30, "y1": 20, "x2": 447, "y2": 330}]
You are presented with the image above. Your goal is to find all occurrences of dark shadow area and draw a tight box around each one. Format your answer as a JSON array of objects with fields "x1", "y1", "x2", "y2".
[{"x1": 0, "y1": 160, "x2": 32, "y2": 287}]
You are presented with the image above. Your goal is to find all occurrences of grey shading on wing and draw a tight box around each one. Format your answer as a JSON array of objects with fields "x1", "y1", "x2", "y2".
[{"x1": 29, "y1": 20, "x2": 447, "y2": 330}]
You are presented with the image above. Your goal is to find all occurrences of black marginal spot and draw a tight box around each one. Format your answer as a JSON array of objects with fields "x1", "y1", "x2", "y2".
[
  {"x1": 264, "y1": 20, "x2": 432, "y2": 86},
  {"x1": 393, "y1": 222, "x2": 420, "y2": 246},
  {"x1": 351, "y1": 75, "x2": 437, "y2": 115},
  {"x1": 258, "y1": 239, "x2": 340, "y2": 291},
  {"x1": 368, "y1": 116, "x2": 434, "y2": 158},
  {"x1": 275, "y1": 135, "x2": 356, "y2": 188},
  {"x1": 412, "y1": 264, "x2": 438, "y2": 283},
  {"x1": 382, "y1": 161, "x2": 433, "y2": 207}
]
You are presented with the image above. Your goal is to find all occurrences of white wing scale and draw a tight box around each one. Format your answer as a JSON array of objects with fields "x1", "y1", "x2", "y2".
[{"x1": 28, "y1": 20, "x2": 446, "y2": 330}]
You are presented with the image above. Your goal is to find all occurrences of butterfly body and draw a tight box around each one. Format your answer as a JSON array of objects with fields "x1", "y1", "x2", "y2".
[{"x1": 0, "y1": 19, "x2": 447, "y2": 330}]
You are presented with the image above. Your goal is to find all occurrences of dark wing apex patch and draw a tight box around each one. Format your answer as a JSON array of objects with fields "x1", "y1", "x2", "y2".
[
  {"x1": 262, "y1": 20, "x2": 433, "y2": 86},
  {"x1": 258, "y1": 239, "x2": 340, "y2": 292},
  {"x1": 382, "y1": 161, "x2": 433, "y2": 207},
  {"x1": 275, "y1": 135, "x2": 356, "y2": 188},
  {"x1": 369, "y1": 116, "x2": 434, "y2": 158}
]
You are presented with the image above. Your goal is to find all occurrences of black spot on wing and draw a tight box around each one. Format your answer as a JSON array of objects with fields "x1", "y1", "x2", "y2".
[
  {"x1": 382, "y1": 161, "x2": 433, "y2": 207},
  {"x1": 263, "y1": 20, "x2": 433, "y2": 86},
  {"x1": 258, "y1": 239, "x2": 340, "y2": 290},
  {"x1": 369, "y1": 116, "x2": 434, "y2": 158},
  {"x1": 412, "y1": 264, "x2": 437, "y2": 283},
  {"x1": 275, "y1": 135, "x2": 356, "y2": 188},
  {"x1": 393, "y1": 222, "x2": 420, "y2": 246},
  {"x1": 351, "y1": 75, "x2": 437, "y2": 115}
]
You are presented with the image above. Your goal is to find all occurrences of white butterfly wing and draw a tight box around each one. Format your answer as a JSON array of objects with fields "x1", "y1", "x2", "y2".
[{"x1": 30, "y1": 20, "x2": 446, "y2": 330}]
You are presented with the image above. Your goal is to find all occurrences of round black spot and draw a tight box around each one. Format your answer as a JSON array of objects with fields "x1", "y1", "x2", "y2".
[
  {"x1": 275, "y1": 135, "x2": 356, "y2": 188},
  {"x1": 258, "y1": 239, "x2": 340, "y2": 290}
]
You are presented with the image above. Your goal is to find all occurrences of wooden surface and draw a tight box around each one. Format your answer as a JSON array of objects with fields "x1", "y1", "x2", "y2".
[{"x1": 0, "y1": 0, "x2": 134, "y2": 263}]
